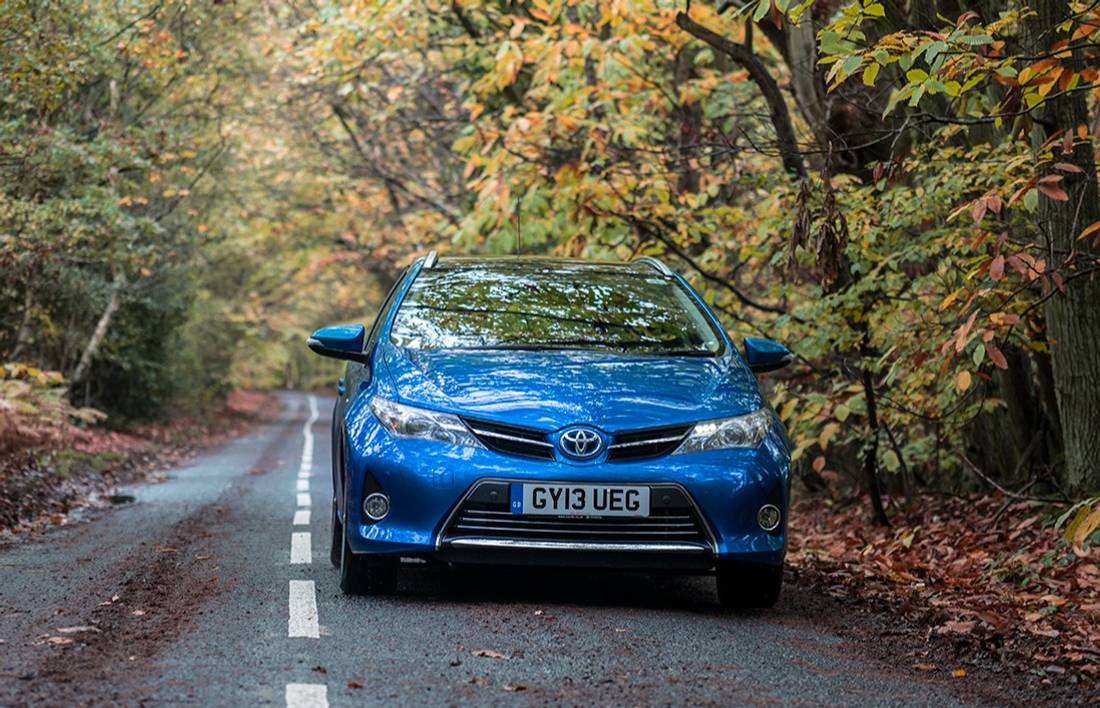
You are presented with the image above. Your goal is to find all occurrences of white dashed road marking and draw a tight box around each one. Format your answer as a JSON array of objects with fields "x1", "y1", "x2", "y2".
[
  {"x1": 286, "y1": 395, "x2": 324, "y2": 704},
  {"x1": 288, "y1": 579, "x2": 320, "y2": 638},
  {"x1": 290, "y1": 532, "x2": 312, "y2": 565},
  {"x1": 286, "y1": 683, "x2": 328, "y2": 708}
]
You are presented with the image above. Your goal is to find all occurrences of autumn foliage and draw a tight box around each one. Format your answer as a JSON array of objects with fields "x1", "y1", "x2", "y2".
[{"x1": 2, "y1": 0, "x2": 1100, "y2": 684}]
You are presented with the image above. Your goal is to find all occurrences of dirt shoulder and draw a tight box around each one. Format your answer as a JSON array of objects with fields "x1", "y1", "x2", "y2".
[
  {"x1": 789, "y1": 492, "x2": 1099, "y2": 702},
  {"x1": 0, "y1": 390, "x2": 279, "y2": 539}
]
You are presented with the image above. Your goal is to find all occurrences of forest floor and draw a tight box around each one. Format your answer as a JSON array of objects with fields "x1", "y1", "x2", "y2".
[
  {"x1": 0, "y1": 390, "x2": 277, "y2": 538},
  {"x1": 789, "y1": 493, "x2": 1099, "y2": 695}
]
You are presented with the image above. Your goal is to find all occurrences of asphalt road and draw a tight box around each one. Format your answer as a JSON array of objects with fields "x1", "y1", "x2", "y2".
[{"x1": 0, "y1": 392, "x2": 981, "y2": 707}]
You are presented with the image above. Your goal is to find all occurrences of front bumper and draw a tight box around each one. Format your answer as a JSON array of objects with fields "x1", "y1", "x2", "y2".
[{"x1": 343, "y1": 419, "x2": 790, "y2": 569}]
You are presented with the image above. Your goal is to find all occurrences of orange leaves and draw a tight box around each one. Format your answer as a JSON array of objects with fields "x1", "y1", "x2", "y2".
[
  {"x1": 953, "y1": 310, "x2": 979, "y2": 353},
  {"x1": 1077, "y1": 220, "x2": 1100, "y2": 246}
]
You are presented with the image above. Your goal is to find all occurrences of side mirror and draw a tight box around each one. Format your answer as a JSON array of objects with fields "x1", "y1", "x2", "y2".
[
  {"x1": 307, "y1": 324, "x2": 370, "y2": 364},
  {"x1": 743, "y1": 337, "x2": 793, "y2": 374}
]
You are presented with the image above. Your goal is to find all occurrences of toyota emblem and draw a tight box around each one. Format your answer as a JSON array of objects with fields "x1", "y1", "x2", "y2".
[{"x1": 559, "y1": 427, "x2": 603, "y2": 458}]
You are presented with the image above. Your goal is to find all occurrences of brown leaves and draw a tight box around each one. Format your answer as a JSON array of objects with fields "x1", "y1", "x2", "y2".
[
  {"x1": 789, "y1": 493, "x2": 1099, "y2": 679},
  {"x1": 988, "y1": 254, "x2": 1005, "y2": 281},
  {"x1": 1037, "y1": 174, "x2": 1069, "y2": 201},
  {"x1": 983, "y1": 342, "x2": 1009, "y2": 370}
]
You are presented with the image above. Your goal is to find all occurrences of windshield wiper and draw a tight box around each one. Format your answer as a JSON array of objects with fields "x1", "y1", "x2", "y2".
[
  {"x1": 463, "y1": 340, "x2": 714, "y2": 355},
  {"x1": 467, "y1": 339, "x2": 624, "y2": 352}
]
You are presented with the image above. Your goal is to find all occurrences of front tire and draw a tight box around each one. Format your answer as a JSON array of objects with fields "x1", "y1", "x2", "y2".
[
  {"x1": 716, "y1": 561, "x2": 782, "y2": 609},
  {"x1": 339, "y1": 520, "x2": 397, "y2": 596},
  {"x1": 329, "y1": 500, "x2": 343, "y2": 568}
]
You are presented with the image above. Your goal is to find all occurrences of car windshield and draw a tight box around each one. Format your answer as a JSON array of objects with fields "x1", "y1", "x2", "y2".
[{"x1": 388, "y1": 262, "x2": 724, "y2": 355}]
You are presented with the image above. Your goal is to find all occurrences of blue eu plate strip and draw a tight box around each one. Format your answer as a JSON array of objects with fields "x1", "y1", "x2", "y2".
[{"x1": 510, "y1": 483, "x2": 524, "y2": 515}]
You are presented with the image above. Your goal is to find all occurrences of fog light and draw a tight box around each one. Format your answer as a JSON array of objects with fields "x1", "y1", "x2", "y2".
[
  {"x1": 363, "y1": 493, "x2": 390, "y2": 521},
  {"x1": 757, "y1": 504, "x2": 781, "y2": 532}
]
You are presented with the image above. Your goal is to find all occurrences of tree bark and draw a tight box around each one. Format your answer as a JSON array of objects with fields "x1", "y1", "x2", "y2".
[
  {"x1": 1031, "y1": 4, "x2": 1100, "y2": 495},
  {"x1": 68, "y1": 273, "x2": 124, "y2": 394},
  {"x1": 9, "y1": 287, "x2": 35, "y2": 361},
  {"x1": 784, "y1": 12, "x2": 829, "y2": 152},
  {"x1": 860, "y1": 359, "x2": 891, "y2": 526},
  {"x1": 676, "y1": 11, "x2": 806, "y2": 179}
]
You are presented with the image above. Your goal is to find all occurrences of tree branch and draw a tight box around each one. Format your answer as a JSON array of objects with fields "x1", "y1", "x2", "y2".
[{"x1": 676, "y1": 11, "x2": 806, "y2": 179}]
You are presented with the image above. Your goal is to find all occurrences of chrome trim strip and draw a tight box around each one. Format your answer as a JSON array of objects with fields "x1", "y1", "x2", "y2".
[
  {"x1": 459, "y1": 512, "x2": 690, "y2": 523},
  {"x1": 443, "y1": 538, "x2": 710, "y2": 553},
  {"x1": 423, "y1": 250, "x2": 438, "y2": 268},
  {"x1": 609, "y1": 434, "x2": 686, "y2": 449},
  {"x1": 467, "y1": 427, "x2": 553, "y2": 447},
  {"x1": 453, "y1": 524, "x2": 702, "y2": 535},
  {"x1": 435, "y1": 479, "x2": 720, "y2": 553},
  {"x1": 632, "y1": 256, "x2": 673, "y2": 276}
]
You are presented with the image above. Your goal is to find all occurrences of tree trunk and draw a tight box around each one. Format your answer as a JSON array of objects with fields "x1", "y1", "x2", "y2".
[
  {"x1": 68, "y1": 274, "x2": 123, "y2": 394},
  {"x1": 1031, "y1": 5, "x2": 1100, "y2": 495},
  {"x1": 9, "y1": 286, "x2": 34, "y2": 361}
]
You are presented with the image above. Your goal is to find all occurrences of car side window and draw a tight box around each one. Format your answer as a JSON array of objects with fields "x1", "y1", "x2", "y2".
[{"x1": 364, "y1": 267, "x2": 409, "y2": 356}]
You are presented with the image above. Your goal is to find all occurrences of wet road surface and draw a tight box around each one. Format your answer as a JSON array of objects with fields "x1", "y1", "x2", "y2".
[{"x1": 0, "y1": 392, "x2": 980, "y2": 706}]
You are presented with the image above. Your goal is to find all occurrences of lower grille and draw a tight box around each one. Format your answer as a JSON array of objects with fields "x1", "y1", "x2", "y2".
[{"x1": 440, "y1": 481, "x2": 712, "y2": 548}]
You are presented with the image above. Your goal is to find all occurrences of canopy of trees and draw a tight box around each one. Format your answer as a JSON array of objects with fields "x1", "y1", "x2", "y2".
[{"x1": 3, "y1": 0, "x2": 1100, "y2": 527}]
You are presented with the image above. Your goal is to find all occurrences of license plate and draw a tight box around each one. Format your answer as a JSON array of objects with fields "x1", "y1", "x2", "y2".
[{"x1": 511, "y1": 483, "x2": 650, "y2": 517}]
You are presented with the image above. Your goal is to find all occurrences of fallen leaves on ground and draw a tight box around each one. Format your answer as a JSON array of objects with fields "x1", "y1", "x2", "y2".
[
  {"x1": 0, "y1": 391, "x2": 278, "y2": 536},
  {"x1": 789, "y1": 493, "x2": 1100, "y2": 680}
]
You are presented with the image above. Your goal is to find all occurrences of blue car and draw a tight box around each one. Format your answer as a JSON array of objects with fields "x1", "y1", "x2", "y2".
[{"x1": 308, "y1": 255, "x2": 793, "y2": 608}]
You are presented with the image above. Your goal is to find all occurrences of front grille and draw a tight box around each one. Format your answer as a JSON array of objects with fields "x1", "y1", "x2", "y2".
[
  {"x1": 440, "y1": 482, "x2": 711, "y2": 546},
  {"x1": 607, "y1": 424, "x2": 692, "y2": 461},
  {"x1": 462, "y1": 417, "x2": 554, "y2": 459}
]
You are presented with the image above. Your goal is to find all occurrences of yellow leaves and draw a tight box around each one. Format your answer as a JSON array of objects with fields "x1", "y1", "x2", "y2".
[
  {"x1": 955, "y1": 370, "x2": 972, "y2": 392},
  {"x1": 939, "y1": 288, "x2": 962, "y2": 311},
  {"x1": 1063, "y1": 498, "x2": 1100, "y2": 555},
  {"x1": 493, "y1": 41, "x2": 525, "y2": 88},
  {"x1": 818, "y1": 422, "x2": 840, "y2": 450},
  {"x1": 862, "y1": 63, "x2": 880, "y2": 86}
]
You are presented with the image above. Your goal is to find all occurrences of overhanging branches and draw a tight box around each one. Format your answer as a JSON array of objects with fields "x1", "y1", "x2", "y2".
[{"x1": 675, "y1": 11, "x2": 806, "y2": 180}]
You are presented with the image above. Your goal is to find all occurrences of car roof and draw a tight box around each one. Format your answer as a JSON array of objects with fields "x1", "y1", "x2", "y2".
[{"x1": 429, "y1": 255, "x2": 670, "y2": 276}]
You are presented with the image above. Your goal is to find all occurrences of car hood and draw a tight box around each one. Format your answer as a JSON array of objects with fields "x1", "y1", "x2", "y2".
[{"x1": 380, "y1": 345, "x2": 762, "y2": 431}]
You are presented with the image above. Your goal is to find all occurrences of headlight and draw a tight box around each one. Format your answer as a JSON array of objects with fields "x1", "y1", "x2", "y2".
[
  {"x1": 673, "y1": 409, "x2": 771, "y2": 454},
  {"x1": 369, "y1": 396, "x2": 483, "y2": 449}
]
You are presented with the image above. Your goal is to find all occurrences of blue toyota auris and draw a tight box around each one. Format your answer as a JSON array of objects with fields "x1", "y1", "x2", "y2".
[{"x1": 308, "y1": 255, "x2": 793, "y2": 608}]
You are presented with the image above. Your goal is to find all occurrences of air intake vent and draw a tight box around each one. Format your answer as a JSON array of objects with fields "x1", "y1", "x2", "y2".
[
  {"x1": 462, "y1": 418, "x2": 554, "y2": 459},
  {"x1": 441, "y1": 482, "x2": 711, "y2": 547},
  {"x1": 607, "y1": 424, "x2": 692, "y2": 461}
]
